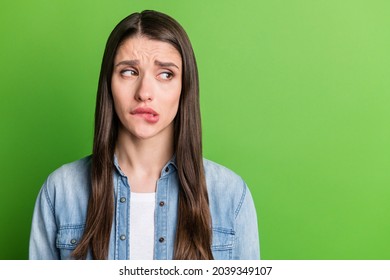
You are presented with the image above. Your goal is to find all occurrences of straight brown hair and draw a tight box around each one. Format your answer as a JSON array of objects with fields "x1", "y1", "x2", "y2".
[{"x1": 72, "y1": 10, "x2": 213, "y2": 260}]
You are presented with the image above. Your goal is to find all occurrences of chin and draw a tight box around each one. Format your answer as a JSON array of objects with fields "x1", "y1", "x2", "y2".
[
  {"x1": 130, "y1": 127, "x2": 161, "y2": 140},
  {"x1": 120, "y1": 122, "x2": 173, "y2": 141},
  {"x1": 133, "y1": 133, "x2": 157, "y2": 140}
]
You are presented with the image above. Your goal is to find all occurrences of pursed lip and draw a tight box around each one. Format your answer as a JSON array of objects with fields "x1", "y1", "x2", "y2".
[
  {"x1": 130, "y1": 107, "x2": 158, "y2": 116},
  {"x1": 130, "y1": 107, "x2": 159, "y2": 123}
]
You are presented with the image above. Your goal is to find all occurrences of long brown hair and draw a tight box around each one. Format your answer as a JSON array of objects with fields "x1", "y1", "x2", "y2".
[{"x1": 72, "y1": 10, "x2": 213, "y2": 260}]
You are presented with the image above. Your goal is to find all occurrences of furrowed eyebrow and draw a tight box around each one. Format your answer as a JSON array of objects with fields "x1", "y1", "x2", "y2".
[
  {"x1": 115, "y1": 60, "x2": 139, "y2": 67},
  {"x1": 155, "y1": 60, "x2": 179, "y2": 69},
  {"x1": 115, "y1": 59, "x2": 179, "y2": 69}
]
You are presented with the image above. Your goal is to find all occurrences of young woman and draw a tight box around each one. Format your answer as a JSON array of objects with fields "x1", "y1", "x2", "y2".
[{"x1": 29, "y1": 10, "x2": 260, "y2": 260}]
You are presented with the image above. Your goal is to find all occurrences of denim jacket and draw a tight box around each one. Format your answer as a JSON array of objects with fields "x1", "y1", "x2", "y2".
[{"x1": 29, "y1": 156, "x2": 260, "y2": 260}]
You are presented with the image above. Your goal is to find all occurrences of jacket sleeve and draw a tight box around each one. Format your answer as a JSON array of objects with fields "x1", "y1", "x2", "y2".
[
  {"x1": 233, "y1": 182, "x2": 261, "y2": 259},
  {"x1": 29, "y1": 180, "x2": 60, "y2": 259}
]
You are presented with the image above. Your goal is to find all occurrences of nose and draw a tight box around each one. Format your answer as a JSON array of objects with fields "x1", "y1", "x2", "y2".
[{"x1": 134, "y1": 74, "x2": 153, "y2": 102}]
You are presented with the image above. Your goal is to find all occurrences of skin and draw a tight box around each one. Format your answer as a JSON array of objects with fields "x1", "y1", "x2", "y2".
[{"x1": 111, "y1": 36, "x2": 182, "y2": 192}]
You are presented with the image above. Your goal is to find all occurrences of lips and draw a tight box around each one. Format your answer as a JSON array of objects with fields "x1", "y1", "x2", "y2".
[{"x1": 130, "y1": 107, "x2": 159, "y2": 123}]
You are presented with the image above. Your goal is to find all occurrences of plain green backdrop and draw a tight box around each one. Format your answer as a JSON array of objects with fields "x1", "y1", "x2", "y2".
[{"x1": 1, "y1": 0, "x2": 389, "y2": 259}]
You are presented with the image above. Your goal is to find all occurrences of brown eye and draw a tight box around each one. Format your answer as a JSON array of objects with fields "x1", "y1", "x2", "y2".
[
  {"x1": 158, "y1": 72, "x2": 173, "y2": 80},
  {"x1": 120, "y1": 69, "x2": 138, "y2": 77}
]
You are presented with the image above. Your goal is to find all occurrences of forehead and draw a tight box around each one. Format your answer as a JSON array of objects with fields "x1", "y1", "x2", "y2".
[{"x1": 114, "y1": 36, "x2": 182, "y2": 65}]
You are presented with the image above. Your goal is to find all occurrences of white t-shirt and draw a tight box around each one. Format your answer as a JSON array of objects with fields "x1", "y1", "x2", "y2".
[{"x1": 129, "y1": 192, "x2": 156, "y2": 260}]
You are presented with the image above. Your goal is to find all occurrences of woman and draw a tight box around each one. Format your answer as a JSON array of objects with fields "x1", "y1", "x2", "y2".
[{"x1": 29, "y1": 10, "x2": 260, "y2": 260}]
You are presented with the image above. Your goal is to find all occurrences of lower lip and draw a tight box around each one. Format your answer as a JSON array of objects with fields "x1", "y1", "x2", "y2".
[{"x1": 132, "y1": 113, "x2": 159, "y2": 123}]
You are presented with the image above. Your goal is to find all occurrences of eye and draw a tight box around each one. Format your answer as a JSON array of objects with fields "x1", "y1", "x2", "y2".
[
  {"x1": 120, "y1": 69, "x2": 138, "y2": 77},
  {"x1": 158, "y1": 72, "x2": 174, "y2": 80}
]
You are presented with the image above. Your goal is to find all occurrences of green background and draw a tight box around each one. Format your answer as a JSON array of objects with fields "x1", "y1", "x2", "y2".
[{"x1": 1, "y1": 0, "x2": 389, "y2": 259}]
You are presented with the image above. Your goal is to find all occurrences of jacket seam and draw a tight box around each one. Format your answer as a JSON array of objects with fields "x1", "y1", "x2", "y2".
[
  {"x1": 234, "y1": 180, "x2": 247, "y2": 219},
  {"x1": 43, "y1": 181, "x2": 55, "y2": 216}
]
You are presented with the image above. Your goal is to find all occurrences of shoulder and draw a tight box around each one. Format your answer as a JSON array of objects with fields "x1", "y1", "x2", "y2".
[
  {"x1": 203, "y1": 158, "x2": 243, "y2": 182},
  {"x1": 33, "y1": 156, "x2": 92, "y2": 230},
  {"x1": 43, "y1": 156, "x2": 92, "y2": 203},
  {"x1": 46, "y1": 156, "x2": 91, "y2": 185},
  {"x1": 203, "y1": 158, "x2": 246, "y2": 191},
  {"x1": 203, "y1": 158, "x2": 248, "y2": 218}
]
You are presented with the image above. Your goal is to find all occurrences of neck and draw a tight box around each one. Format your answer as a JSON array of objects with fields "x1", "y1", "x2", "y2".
[{"x1": 115, "y1": 126, "x2": 174, "y2": 180}]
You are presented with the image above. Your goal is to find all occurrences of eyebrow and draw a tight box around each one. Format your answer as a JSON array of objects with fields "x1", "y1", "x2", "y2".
[
  {"x1": 154, "y1": 60, "x2": 180, "y2": 69},
  {"x1": 115, "y1": 60, "x2": 139, "y2": 67},
  {"x1": 115, "y1": 59, "x2": 179, "y2": 69}
]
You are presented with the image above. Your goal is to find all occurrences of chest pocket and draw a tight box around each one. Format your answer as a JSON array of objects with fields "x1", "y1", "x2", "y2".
[
  {"x1": 211, "y1": 227, "x2": 235, "y2": 260},
  {"x1": 56, "y1": 225, "x2": 85, "y2": 260}
]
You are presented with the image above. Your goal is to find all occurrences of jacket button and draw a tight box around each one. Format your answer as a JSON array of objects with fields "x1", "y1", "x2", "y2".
[
  {"x1": 120, "y1": 235, "x2": 126, "y2": 241},
  {"x1": 159, "y1": 237, "x2": 165, "y2": 243},
  {"x1": 70, "y1": 239, "x2": 77, "y2": 245},
  {"x1": 165, "y1": 167, "x2": 169, "y2": 173},
  {"x1": 120, "y1": 197, "x2": 126, "y2": 203},
  {"x1": 159, "y1": 201, "x2": 165, "y2": 207}
]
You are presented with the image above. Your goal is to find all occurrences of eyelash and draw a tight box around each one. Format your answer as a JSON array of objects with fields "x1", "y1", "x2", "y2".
[
  {"x1": 120, "y1": 69, "x2": 138, "y2": 77},
  {"x1": 159, "y1": 72, "x2": 174, "y2": 80},
  {"x1": 119, "y1": 69, "x2": 174, "y2": 80}
]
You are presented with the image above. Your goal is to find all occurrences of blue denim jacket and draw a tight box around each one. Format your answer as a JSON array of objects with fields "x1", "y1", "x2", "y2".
[{"x1": 29, "y1": 156, "x2": 260, "y2": 260}]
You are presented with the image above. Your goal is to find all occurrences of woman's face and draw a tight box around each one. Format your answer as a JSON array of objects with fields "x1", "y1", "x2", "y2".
[{"x1": 111, "y1": 36, "x2": 182, "y2": 141}]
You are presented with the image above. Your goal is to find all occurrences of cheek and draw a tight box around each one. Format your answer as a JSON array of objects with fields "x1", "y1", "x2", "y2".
[
  {"x1": 158, "y1": 81, "x2": 181, "y2": 116},
  {"x1": 169, "y1": 99, "x2": 181, "y2": 123},
  {"x1": 170, "y1": 81, "x2": 182, "y2": 106},
  {"x1": 111, "y1": 81, "x2": 129, "y2": 113},
  {"x1": 167, "y1": 89, "x2": 181, "y2": 115},
  {"x1": 111, "y1": 92, "x2": 128, "y2": 121}
]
